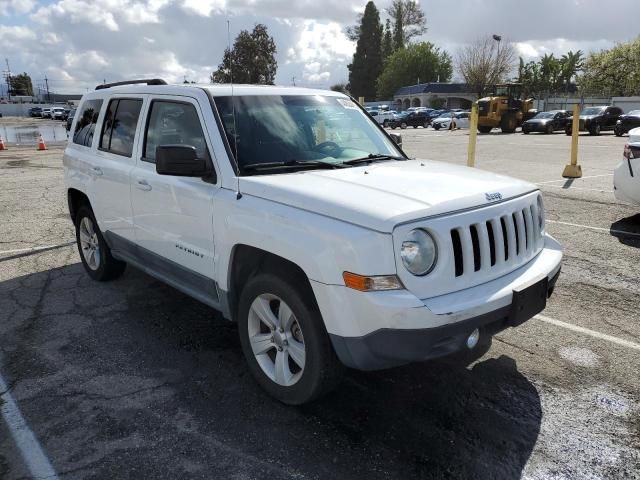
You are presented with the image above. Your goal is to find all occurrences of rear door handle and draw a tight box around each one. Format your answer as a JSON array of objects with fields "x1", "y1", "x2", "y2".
[
  {"x1": 136, "y1": 179, "x2": 152, "y2": 191},
  {"x1": 91, "y1": 166, "x2": 103, "y2": 176}
]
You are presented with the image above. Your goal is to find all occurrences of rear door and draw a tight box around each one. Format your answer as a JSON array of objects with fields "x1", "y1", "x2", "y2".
[
  {"x1": 130, "y1": 95, "x2": 218, "y2": 280},
  {"x1": 92, "y1": 96, "x2": 145, "y2": 242}
]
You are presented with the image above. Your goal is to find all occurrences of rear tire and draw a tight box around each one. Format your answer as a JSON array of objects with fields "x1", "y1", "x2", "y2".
[
  {"x1": 383, "y1": 120, "x2": 389, "y2": 128},
  {"x1": 400, "y1": 122, "x2": 407, "y2": 129},
  {"x1": 237, "y1": 273, "x2": 343, "y2": 405},
  {"x1": 546, "y1": 124, "x2": 554, "y2": 134},
  {"x1": 614, "y1": 126, "x2": 624, "y2": 137},
  {"x1": 75, "y1": 205, "x2": 126, "y2": 281}
]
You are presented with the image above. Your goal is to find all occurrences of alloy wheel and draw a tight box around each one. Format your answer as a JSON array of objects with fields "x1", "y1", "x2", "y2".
[
  {"x1": 79, "y1": 216, "x2": 100, "y2": 271},
  {"x1": 247, "y1": 294, "x2": 306, "y2": 387}
]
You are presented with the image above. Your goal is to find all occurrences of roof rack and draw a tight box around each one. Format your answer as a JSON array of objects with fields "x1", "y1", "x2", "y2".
[{"x1": 95, "y1": 78, "x2": 168, "y2": 91}]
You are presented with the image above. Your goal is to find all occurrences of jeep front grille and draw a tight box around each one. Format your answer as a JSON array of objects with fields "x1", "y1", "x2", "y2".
[{"x1": 449, "y1": 203, "x2": 541, "y2": 278}]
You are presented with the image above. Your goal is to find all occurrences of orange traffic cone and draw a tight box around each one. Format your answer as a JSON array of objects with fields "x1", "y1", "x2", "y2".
[
  {"x1": 0, "y1": 136, "x2": 6, "y2": 151},
  {"x1": 37, "y1": 134, "x2": 48, "y2": 151}
]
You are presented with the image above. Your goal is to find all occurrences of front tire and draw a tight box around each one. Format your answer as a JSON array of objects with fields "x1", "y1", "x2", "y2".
[
  {"x1": 478, "y1": 126, "x2": 492, "y2": 134},
  {"x1": 237, "y1": 273, "x2": 343, "y2": 405},
  {"x1": 546, "y1": 124, "x2": 554, "y2": 134},
  {"x1": 75, "y1": 205, "x2": 126, "y2": 281}
]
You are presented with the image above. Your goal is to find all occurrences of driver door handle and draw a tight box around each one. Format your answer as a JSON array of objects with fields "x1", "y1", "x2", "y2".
[{"x1": 136, "y1": 179, "x2": 152, "y2": 191}]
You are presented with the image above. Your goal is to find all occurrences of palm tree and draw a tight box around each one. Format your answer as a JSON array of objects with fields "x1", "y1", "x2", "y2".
[{"x1": 560, "y1": 50, "x2": 584, "y2": 92}]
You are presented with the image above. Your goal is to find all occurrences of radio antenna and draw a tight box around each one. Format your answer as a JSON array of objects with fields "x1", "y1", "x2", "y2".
[{"x1": 228, "y1": 19, "x2": 242, "y2": 200}]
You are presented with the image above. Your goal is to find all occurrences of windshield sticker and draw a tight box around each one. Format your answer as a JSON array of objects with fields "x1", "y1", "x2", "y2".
[{"x1": 336, "y1": 98, "x2": 358, "y2": 110}]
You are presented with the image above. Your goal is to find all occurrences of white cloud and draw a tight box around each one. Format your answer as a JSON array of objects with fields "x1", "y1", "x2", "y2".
[
  {"x1": 0, "y1": 0, "x2": 36, "y2": 15},
  {"x1": 4, "y1": 0, "x2": 640, "y2": 94}
]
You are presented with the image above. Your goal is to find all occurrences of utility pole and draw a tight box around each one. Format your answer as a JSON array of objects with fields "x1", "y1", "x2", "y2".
[
  {"x1": 291, "y1": 76, "x2": 296, "y2": 87},
  {"x1": 45, "y1": 75, "x2": 51, "y2": 103},
  {"x1": 5, "y1": 58, "x2": 11, "y2": 102}
]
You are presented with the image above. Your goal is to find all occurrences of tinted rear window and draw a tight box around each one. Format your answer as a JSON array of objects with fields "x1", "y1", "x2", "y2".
[
  {"x1": 73, "y1": 99, "x2": 103, "y2": 147},
  {"x1": 99, "y1": 98, "x2": 143, "y2": 157}
]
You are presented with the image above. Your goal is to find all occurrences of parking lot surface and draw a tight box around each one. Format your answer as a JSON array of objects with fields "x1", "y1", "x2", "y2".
[{"x1": 1, "y1": 129, "x2": 639, "y2": 479}]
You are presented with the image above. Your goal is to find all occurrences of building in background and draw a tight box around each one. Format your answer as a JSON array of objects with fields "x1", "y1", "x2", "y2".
[{"x1": 394, "y1": 83, "x2": 475, "y2": 111}]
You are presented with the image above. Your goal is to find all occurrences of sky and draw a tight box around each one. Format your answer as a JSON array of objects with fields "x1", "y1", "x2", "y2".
[{"x1": 0, "y1": 0, "x2": 638, "y2": 95}]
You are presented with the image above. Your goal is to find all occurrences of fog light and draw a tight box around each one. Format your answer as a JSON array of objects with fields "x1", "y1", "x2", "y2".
[{"x1": 466, "y1": 328, "x2": 480, "y2": 349}]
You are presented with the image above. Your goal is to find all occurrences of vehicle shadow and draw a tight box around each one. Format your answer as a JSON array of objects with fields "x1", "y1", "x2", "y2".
[
  {"x1": 611, "y1": 213, "x2": 640, "y2": 248},
  {"x1": 0, "y1": 263, "x2": 541, "y2": 480}
]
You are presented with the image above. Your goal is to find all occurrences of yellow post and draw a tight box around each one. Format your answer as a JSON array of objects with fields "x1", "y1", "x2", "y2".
[
  {"x1": 467, "y1": 103, "x2": 478, "y2": 167},
  {"x1": 358, "y1": 96, "x2": 364, "y2": 106},
  {"x1": 562, "y1": 104, "x2": 583, "y2": 178}
]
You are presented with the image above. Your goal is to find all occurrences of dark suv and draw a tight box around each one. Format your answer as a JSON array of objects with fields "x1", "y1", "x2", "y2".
[{"x1": 565, "y1": 106, "x2": 624, "y2": 136}]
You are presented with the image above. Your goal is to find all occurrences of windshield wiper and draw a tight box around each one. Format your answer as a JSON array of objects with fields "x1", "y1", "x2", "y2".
[
  {"x1": 242, "y1": 160, "x2": 348, "y2": 173},
  {"x1": 342, "y1": 154, "x2": 405, "y2": 166}
]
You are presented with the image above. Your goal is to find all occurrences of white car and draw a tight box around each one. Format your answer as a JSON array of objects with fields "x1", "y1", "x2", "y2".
[
  {"x1": 64, "y1": 81, "x2": 562, "y2": 404},
  {"x1": 51, "y1": 107, "x2": 66, "y2": 120},
  {"x1": 41, "y1": 108, "x2": 52, "y2": 118},
  {"x1": 370, "y1": 109, "x2": 397, "y2": 127},
  {"x1": 432, "y1": 111, "x2": 470, "y2": 130},
  {"x1": 614, "y1": 127, "x2": 640, "y2": 205}
]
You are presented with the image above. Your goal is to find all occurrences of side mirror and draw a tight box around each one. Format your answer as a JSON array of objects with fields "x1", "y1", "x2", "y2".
[
  {"x1": 156, "y1": 145, "x2": 209, "y2": 177},
  {"x1": 389, "y1": 133, "x2": 402, "y2": 148}
]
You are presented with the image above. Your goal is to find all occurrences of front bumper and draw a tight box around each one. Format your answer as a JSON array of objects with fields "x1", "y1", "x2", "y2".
[{"x1": 312, "y1": 234, "x2": 562, "y2": 370}]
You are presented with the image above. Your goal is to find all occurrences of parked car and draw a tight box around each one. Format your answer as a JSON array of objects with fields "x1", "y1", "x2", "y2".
[
  {"x1": 431, "y1": 111, "x2": 470, "y2": 130},
  {"x1": 565, "y1": 106, "x2": 624, "y2": 136},
  {"x1": 614, "y1": 110, "x2": 640, "y2": 137},
  {"x1": 52, "y1": 107, "x2": 66, "y2": 120},
  {"x1": 30, "y1": 106, "x2": 43, "y2": 117},
  {"x1": 522, "y1": 110, "x2": 571, "y2": 134},
  {"x1": 64, "y1": 80, "x2": 562, "y2": 405},
  {"x1": 388, "y1": 111, "x2": 411, "y2": 129},
  {"x1": 378, "y1": 110, "x2": 398, "y2": 127},
  {"x1": 41, "y1": 108, "x2": 52, "y2": 118},
  {"x1": 65, "y1": 108, "x2": 76, "y2": 131},
  {"x1": 614, "y1": 127, "x2": 640, "y2": 205}
]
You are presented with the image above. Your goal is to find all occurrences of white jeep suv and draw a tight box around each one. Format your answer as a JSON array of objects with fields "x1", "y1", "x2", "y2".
[{"x1": 64, "y1": 80, "x2": 562, "y2": 404}]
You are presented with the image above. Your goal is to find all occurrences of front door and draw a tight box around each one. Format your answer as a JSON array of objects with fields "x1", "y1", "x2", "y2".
[{"x1": 130, "y1": 96, "x2": 218, "y2": 283}]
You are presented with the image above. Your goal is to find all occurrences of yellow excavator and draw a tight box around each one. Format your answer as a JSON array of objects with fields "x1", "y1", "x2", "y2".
[{"x1": 476, "y1": 83, "x2": 535, "y2": 133}]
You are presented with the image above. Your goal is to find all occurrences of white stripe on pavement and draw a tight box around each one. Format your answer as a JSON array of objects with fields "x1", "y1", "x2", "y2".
[
  {"x1": 546, "y1": 219, "x2": 640, "y2": 238},
  {"x1": 536, "y1": 173, "x2": 613, "y2": 184},
  {"x1": 0, "y1": 242, "x2": 75, "y2": 256},
  {"x1": 536, "y1": 314, "x2": 640, "y2": 352},
  {"x1": 0, "y1": 374, "x2": 59, "y2": 480}
]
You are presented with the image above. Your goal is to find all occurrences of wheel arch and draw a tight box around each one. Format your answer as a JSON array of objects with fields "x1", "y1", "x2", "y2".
[
  {"x1": 67, "y1": 188, "x2": 91, "y2": 226},
  {"x1": 225, "y1": 244, "x2": 317, "y2": 322}
]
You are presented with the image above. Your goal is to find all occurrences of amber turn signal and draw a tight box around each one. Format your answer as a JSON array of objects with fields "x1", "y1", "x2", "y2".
[{"x1": 342, "y1": 272, "x2": 403, "y2": 292}]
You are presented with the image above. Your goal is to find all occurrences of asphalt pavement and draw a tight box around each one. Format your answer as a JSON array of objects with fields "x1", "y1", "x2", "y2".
[{"x1": 0, "y1": 128, "x2": 639, "y2": 479}]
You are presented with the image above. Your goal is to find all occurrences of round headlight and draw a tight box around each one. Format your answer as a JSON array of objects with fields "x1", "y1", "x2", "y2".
[{"x1": 400, "y1": 229, "x2": 437, "y2": 276}]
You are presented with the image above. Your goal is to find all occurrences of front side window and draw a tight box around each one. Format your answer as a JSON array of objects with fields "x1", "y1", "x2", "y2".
[
  {"x1": 214, "y1": 95, "x2": 401, "y2": 174},
  {"x1": 73, "y1": 99, "x2": 103, "y2": 147},
  {"x1": 99, "y1": 98, "x2": 142, "y2": 157},
  {"x1": 143, "y1": 101, "x2": 210, "y2": 163}
]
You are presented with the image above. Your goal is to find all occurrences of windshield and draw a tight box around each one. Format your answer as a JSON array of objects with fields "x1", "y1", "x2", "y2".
[
  {"x1": 438, "y1": 112, "x2": 452, "y2": 118},
  {"x1": 534, "y1": 112, "x2": 555, "y2": 119},
  {"x1": 628, "y1": 110, "x2": 640, "y2": 116},
  {"x1": 582, "y1": 107, "x2": 605, "y2": 116},
  {"x1": 214, "y1": 95, "x2": 401, "y2": 174}
]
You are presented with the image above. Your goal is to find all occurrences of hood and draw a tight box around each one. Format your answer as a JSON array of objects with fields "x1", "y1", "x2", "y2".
[
  {"x1": 239, "y1": 160, "x2": 537, "y2": 233},
  {"x1": 433, "y1": 117, "x2": 451, "y2": 122},
  {"x1": 524, "y1": 118, "x2": 549, "y2": 124},
  {"x1": 629, "y1": 127, "x2": 640, "y2": 143},
  {"x1": 579, "y1": 115, "x2": 598, "y2": 120}
]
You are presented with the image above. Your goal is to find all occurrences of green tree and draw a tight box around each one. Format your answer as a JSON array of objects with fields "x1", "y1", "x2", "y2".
[
  {"x1": 329, "y1": 83, "x2": 349, "y2": 94},
  {"x1": 559, "y1": 50, "x2": 584, "y2": 91},
  {"x1": 211, "y1": 24, "x2": 277, "y2": 84},
  {"x1": 580, "y1": 39, "x2": 640, "y2": 96},
  {"x1": 382, "y1": 19, "x2": 394, "y2": 62},
  {"x1": 348, "y1": 1, "x2": 383, "y2": 100},
  {"x1": 376, "y1": 42, "x2": 452, "y2": 99},
  {"x1": 9, "y1": 73, "x2": 33, "y2": 96},
  {"x1": 389, "y1": 0, "x2": 427, "y2": 50}
]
